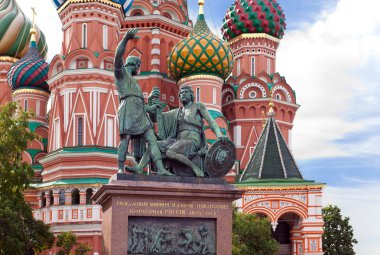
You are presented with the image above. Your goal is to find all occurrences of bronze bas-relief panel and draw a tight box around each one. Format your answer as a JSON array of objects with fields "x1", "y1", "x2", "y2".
[{"x1": 128, "y1": 217, "x2": 216, "y2": 255}]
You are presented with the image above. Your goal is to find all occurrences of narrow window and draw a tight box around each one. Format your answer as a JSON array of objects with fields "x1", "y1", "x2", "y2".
[
  {"x1": 54, "y1": 119, "x2": 60, "y2": 150},
  {"x1": 103, "y1": 25, "x2": 108, "y2": 50},
  {"x1": 267, "y1": 58, "x2": 271, "y2": 74},
  {"x1": 237, "y1": 59, "x2": 241, "y2": 76},
  {"x1": 86, "y1": 189, "x2": 93, "y2": 205},
  {"x1": 251, "y1": 57, "x2": 255, "y2": 76},
  {"x1": 24, "y1": 100, "x2": 28, "y2": 111},
  {"x1": 196, "y1": 87, "x2": 200, "y2": 102},
  {"x1": 77, "y1": 117, "x2": 83, "y2": 146},
  {"x1": 36, "y1": 100, "x2": 40, "y2": 117},
  {"x1": 49, "y1": 191, "x2": 54, "y2": 206},
  {"x1": 58, "y1": 189, "x2": 65, "y2": 205},
  {"x1": 41, "y1": 192, "x2": 46, "y2": 208},
  {"x1": 212, "y1": 88, "x2": 216, "y2": 104},
  {"x1": 82, "y1": 23, "x2": 87, "y2": 48},
  {"x1": 106, "y1": 117, "x2": 114, "y2": 147},
  {"x1": 71, "y1": 189, "x2": 80, "y2": 205}
]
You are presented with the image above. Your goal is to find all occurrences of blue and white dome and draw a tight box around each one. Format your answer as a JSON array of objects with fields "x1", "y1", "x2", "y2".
[{"x1": 51, "y1": 0, "x2": 134, "y2": 13}]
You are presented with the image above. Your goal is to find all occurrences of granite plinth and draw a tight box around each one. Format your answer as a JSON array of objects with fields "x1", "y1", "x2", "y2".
[{"x1": 93, "y1": 174, "x2": 242, "y2": 255}]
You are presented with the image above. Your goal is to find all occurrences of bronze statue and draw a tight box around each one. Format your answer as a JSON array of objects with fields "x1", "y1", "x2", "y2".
[
  {"x1": 114, "y1": 28, "x2": 172, "y2": 176},
  {"x1": 126, "y1": 86, "x2": 230, "y2": 177}
]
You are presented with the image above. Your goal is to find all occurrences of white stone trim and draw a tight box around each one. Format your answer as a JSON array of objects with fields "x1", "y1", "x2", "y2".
[
  {"x1": 151, "y1": 38, "x2": 161, "y2": 45},
  {"x1": 151, "y1": 48, "x2": 160, "y2": 55},
  {"x1": 239, "y1": 82, "x2": 267, "y2": 98},
  {"x1": 151, "y1": 59, "x2": 160, "y2": 65}
]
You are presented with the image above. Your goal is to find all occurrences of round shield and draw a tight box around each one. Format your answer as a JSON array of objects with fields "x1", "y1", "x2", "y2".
[{"x1": 205, "y1": 140, "x2": 236, "y2": 178}]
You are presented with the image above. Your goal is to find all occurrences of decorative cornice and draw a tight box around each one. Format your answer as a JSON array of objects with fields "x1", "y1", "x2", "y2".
[
  {"x1": 58, "y1": 0, "x2": 122, "y2": 14},
  {"x1": 236, "y1": 184, "x2": 326, "y2": 191},
  {"x1": 178, "y1": 74, "x2": 224, "y2": 85},
  {"x1": 35, "y1": 183, "x2": 103, "y2": 190},
  {"x1": 13, "y1": 89, "x2": 50, "y2": 97},
  {"x1": 228, "y1": 33, "x2": 281, "y2": 45},
  {"x1": 0, "y1": 56, "x2": 19, "y2": 63}
]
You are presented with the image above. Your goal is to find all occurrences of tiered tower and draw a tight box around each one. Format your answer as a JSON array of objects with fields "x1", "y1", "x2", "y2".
[
  {"x1": 221, "y1": 0, "x2": 299, "y2": 170},
  {"x1": 7, "y1": 20, "x2": 50, "y2": 184},
  {"x1": 236, "y1": 102, "x2": 324, "y2": 255},
  {"x1": 1, "y1": 1, "x2": 49, "y2": 210}
]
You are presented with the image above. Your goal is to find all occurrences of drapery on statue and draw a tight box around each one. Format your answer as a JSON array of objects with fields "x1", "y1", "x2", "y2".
[
  {"x1": 114, "y1": 28, "x2": 172, "y2": 176},
  {"x1": 126, "y1": 86, "x2": 232, "y2": 177}
]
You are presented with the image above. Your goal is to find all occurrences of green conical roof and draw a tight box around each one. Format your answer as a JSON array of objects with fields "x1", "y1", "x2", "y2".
[{"x1": 239, "y1": 115, "x2": 303, "y2": 182}]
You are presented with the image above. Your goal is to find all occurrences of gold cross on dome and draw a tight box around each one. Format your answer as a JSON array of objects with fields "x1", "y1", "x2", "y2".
[{"x1": 31, "y1": 7, "x2": 37, "y2": 28}]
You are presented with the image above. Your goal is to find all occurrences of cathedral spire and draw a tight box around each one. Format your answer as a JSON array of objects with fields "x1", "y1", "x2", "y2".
[
  {"x1": 239, "y1": 97, "x2": 303, "y2": 182},
  {"x1": 30, "y1": 7, "x2": 37, "y2": 45},
  {"x1": 198, "y1": 0, "x2": 204, "y2": 15}
]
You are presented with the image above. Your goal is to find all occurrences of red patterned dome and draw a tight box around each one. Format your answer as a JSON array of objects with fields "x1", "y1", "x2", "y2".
[{"x1": 222, "y1": 0, "x2": 286, "y2": 41}]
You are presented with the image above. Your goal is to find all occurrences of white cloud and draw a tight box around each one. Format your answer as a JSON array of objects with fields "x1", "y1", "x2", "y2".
[
  {"x1": 17, "y1": 0, "x2": 62, "y2": 61},
  {"x1": 277, "y1": 0, "x2": 380, "y2": 160},
  {"x1": 324, "y1": 184, "x2": 380, "y2": 255}
]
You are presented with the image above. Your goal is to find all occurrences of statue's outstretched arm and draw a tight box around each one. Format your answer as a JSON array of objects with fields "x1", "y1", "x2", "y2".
[{"x1": 114, "y1": 28, "x2": 139, "y2": 80}]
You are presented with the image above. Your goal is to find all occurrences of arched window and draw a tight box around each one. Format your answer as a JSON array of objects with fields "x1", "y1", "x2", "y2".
[
  {"x1": 59, "y1": 189, "x2": 65, "y2": 205},
  {"x1": 237, "y1": 59, "x2": 241, "y2": 76},
  {"x1": 196, "y1": 87, "x2": 200, "y2": 102},
  {"x1": 251, "y1": 57, "x2": 255, "y2": 76},
  {"x1": 103, "y1": 25, "x2": 108, "y2": 50},
  {"x1": 163, "y1": 12, "x2": 172, "y2": 19},
  {"x1": 267, "y1": 58, "x2": 271, "y2": 74},
  {"x1": 82, "y1": 23, "x2": 87, "y2": 48},
  {"x1": 77, "y1": 117, "x2": 83, "y2": 146},
  {"x1": 41, "y1": 192, "x2": 46, "y2": 208},
  {"x1": 71, "y1": 189, "x2": 80, "y2": 205},
  {"x1": 131, "y1": 9, "x2": 143, "y2": 16},
  {"x1": 86, "y1": 188, "x2": 93, "y2": 205},
  {"x1": 24, "y1": 100, "x2": 28, "y2": 111}
]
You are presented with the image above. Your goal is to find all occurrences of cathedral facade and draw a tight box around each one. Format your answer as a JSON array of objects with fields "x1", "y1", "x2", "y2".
[{"x1": 0, "y1": 0, "x2": 323, "y2": 254}]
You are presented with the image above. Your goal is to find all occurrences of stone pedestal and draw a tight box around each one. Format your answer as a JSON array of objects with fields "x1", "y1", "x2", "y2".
[{"x1": 93, "y1": 174, "x2": 242, "y2": 255}]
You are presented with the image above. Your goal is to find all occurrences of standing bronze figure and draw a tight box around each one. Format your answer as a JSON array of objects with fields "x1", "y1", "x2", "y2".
[{"x1": 114, "y1": 28, "x2": 172, "y2": 176}]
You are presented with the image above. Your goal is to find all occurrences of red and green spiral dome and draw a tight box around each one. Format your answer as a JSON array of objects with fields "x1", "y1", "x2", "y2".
[{"x1": 222, "y1": 0, "x2": 286, "y2": 41}]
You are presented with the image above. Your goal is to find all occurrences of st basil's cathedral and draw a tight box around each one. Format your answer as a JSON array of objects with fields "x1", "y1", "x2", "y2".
[{"x1": 0, "y1": 0, "x2": 324, "y2": 254}]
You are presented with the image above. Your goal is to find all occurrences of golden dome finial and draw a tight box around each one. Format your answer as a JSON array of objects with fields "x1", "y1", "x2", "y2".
[
  {"x1": 198, "y1": 0, "x2": 205, "y2": 15},
  {"x1": 30, "y1": 7, "x2": 38, "y2": 42}
]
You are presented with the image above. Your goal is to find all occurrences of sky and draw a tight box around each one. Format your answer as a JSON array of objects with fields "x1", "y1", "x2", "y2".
[{"x1": 17, "y1": 0, "x2": 380, "y2": 254}]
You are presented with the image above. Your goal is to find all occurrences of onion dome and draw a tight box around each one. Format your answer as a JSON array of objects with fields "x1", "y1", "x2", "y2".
[
  {"x1": 51, "y1": 0, "x2": 134, "y2": 13},
  {"x1": 7, "y1": 27, "x2": 49, "y2": 93},
  {"x1": 222, "y1": 0, "x2": 286, "y2": 41},
  {"x1": 168, "y1": 0, "x2": 233, "y2": 81},
  {"x1": 0, "y1": 0, "x2": 47, "y2": 59}
]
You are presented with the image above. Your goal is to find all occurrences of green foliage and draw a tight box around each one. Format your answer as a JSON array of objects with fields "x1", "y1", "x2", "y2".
[
  {"x1": 323, "y1": 205, "x2": 357, "y2": 255},
  {"x1": 56, "y1": 231, "x2": 92, "y2": 255},
  {"x1": 0, "y1": 102, "x2": 36, "y2": 195},
  {"x1": 0, "y1": 102, "x2": 54, "y2": 254},
  {"x1": 75, "y1": 243, "x2": 92, "y2": 255},
  {"x1": 57, "y1": 232, "x2": 77, "y2": 255},
  {"x1": 232, "y1": 207, "x2": 278, "y2": 255}
]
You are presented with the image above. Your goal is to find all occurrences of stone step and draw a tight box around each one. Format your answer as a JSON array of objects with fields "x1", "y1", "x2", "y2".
[{"x1": 276, "y1": 244, "x2": 292, "y2": 255}]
